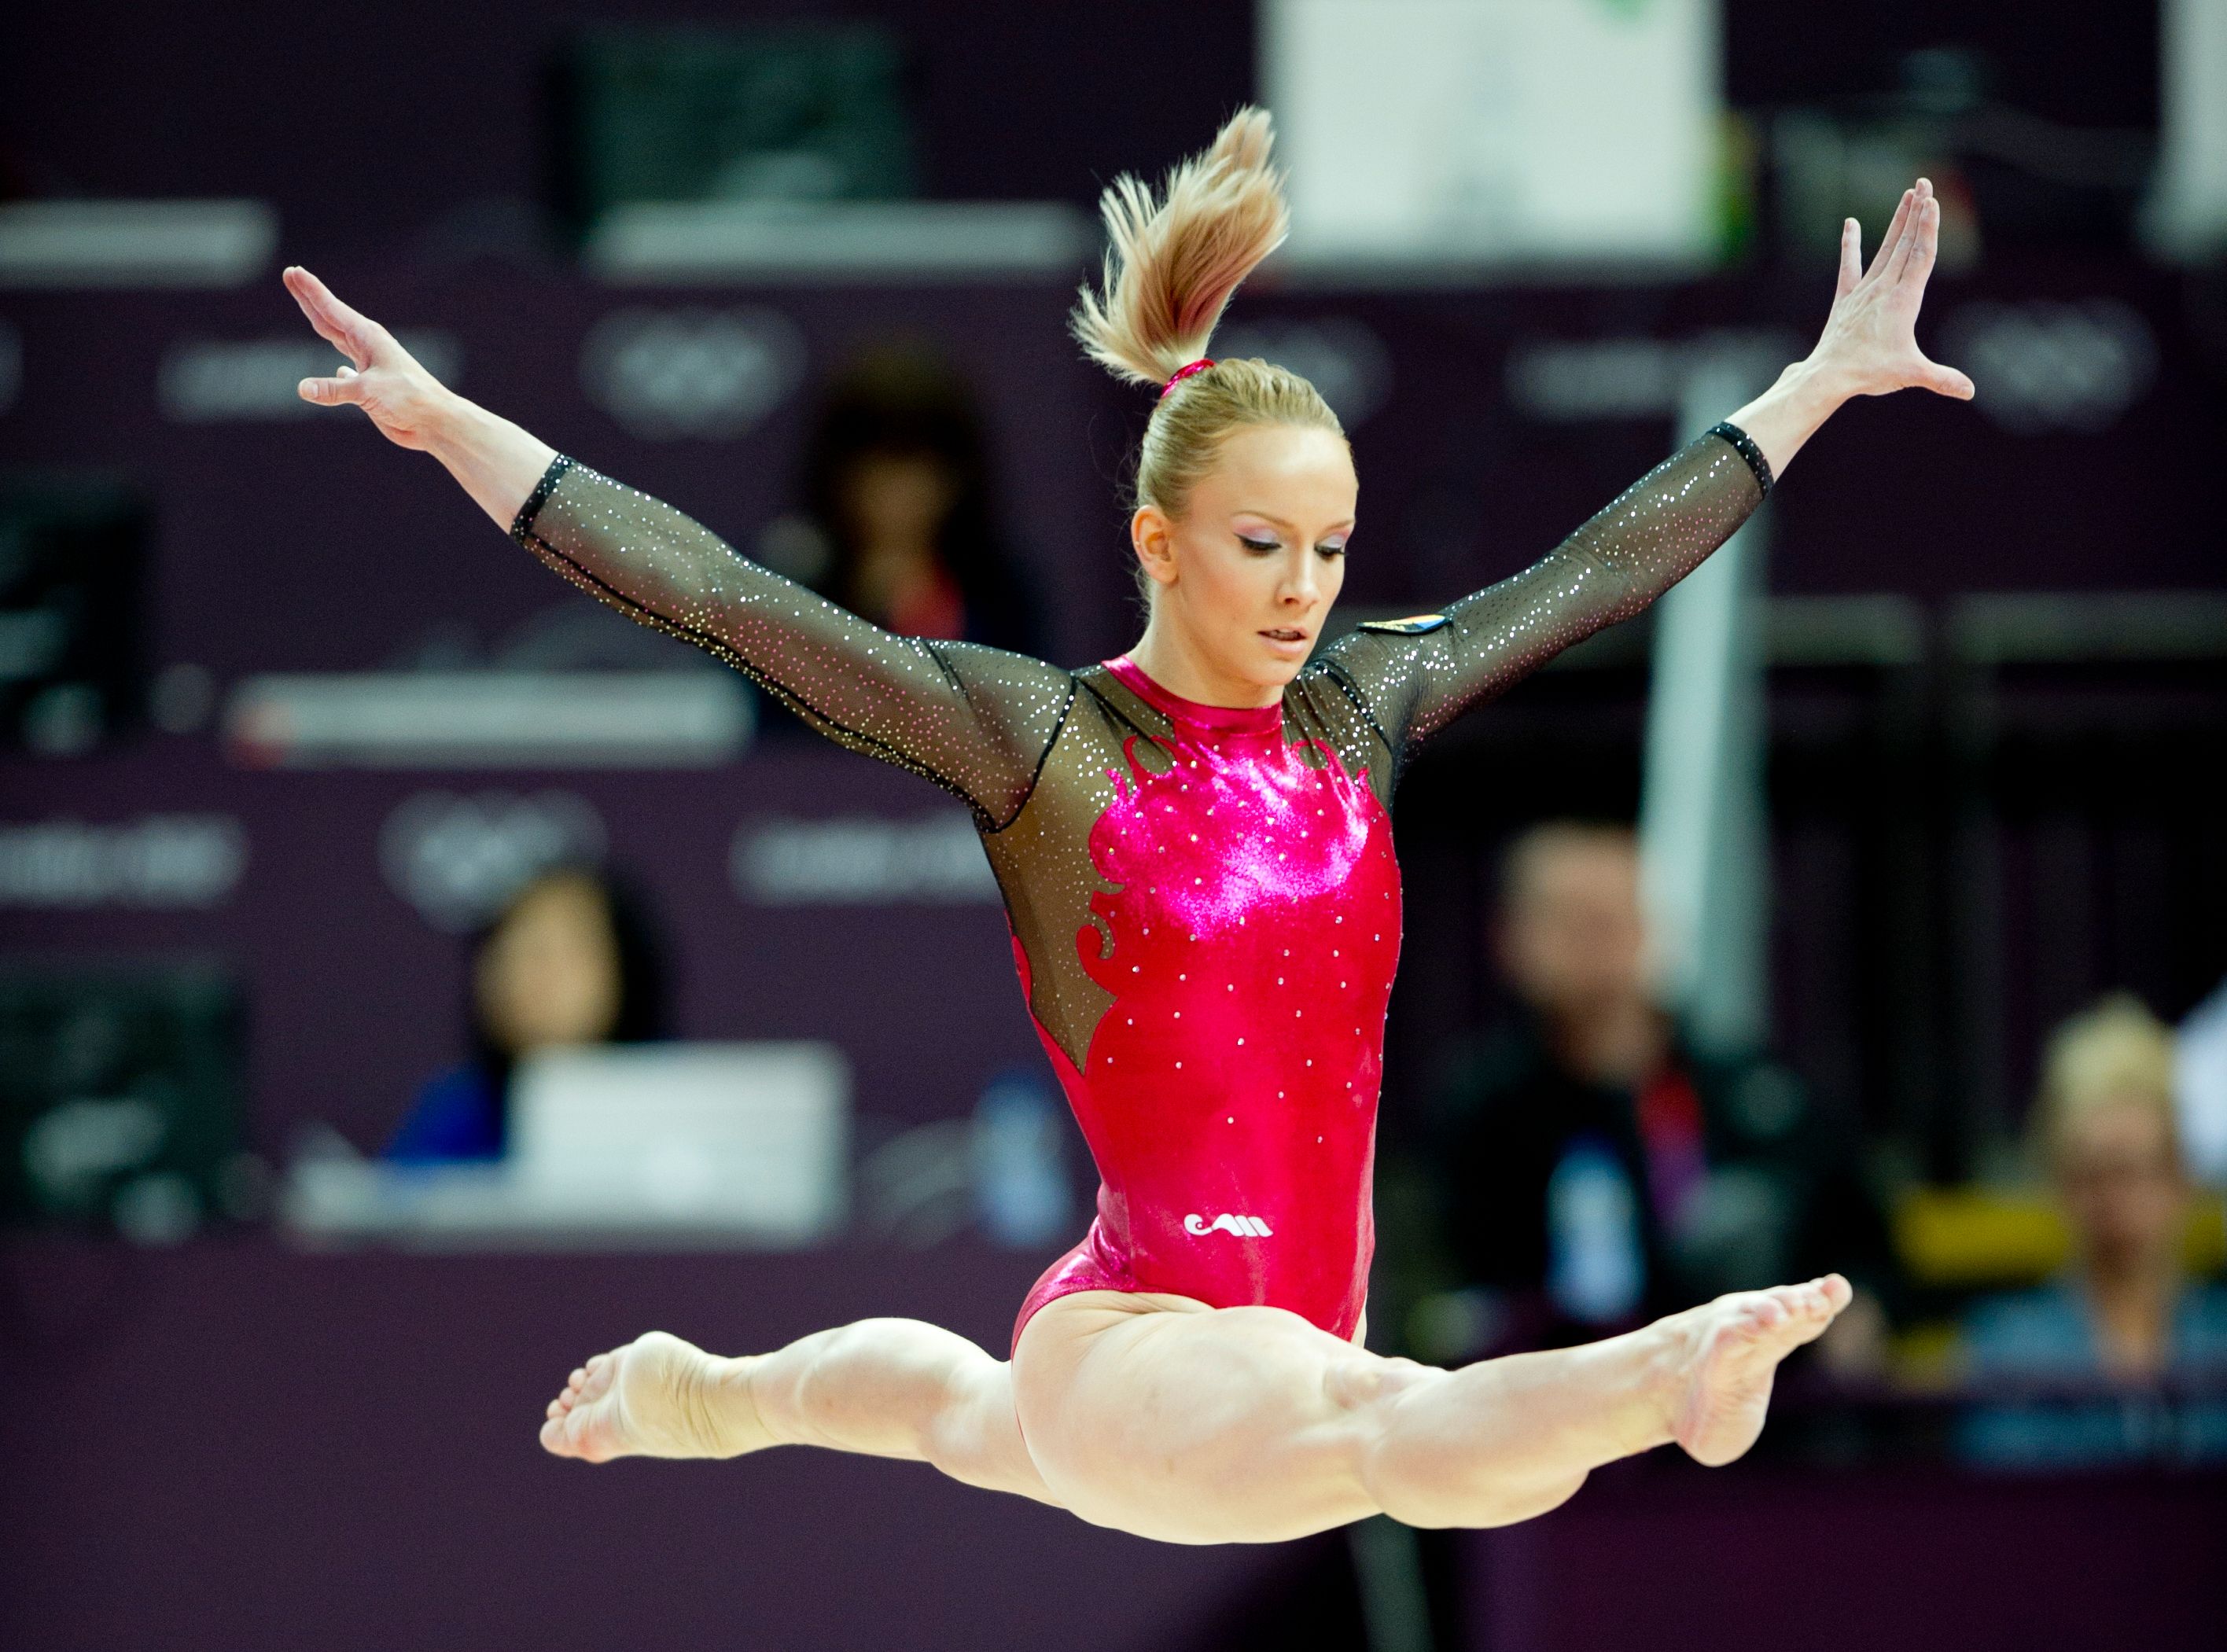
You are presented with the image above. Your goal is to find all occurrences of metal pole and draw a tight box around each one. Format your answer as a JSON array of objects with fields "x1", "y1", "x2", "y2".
[{"x1": 1639, "y1": 358, "x2": 1773, "y2": 1058}]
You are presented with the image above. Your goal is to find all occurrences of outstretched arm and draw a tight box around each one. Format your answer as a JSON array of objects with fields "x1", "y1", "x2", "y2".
[
  {"x1": 282, "y1": 267, "x2": 1073, "y2": 827},
  {"x1": 1320, "y1": 178, "x2": 1970, "y2": 760}
]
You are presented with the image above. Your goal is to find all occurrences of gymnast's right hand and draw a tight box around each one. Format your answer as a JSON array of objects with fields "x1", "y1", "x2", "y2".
[{"x1": 284, "y1": 264, "x2": 452, "y2": 451}]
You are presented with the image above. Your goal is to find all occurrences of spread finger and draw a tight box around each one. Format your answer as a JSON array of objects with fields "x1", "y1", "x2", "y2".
[{"x1": 1863, "y1": 189, "x2": 1914, "y2": 283}]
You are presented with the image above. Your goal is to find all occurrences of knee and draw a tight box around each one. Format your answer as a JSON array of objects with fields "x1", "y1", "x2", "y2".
[{"x1": 1324, "y1": 1352, "x2": 1432, "y2": 1416}]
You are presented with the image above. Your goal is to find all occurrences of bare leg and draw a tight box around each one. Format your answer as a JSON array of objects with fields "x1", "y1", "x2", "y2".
[
  {"x1": 1013, "y1": 1275, "x2": 1851, "y2": 1543},
  {"x1": 540, "y1": 1319, "x2": 1059, "y2": 1508},
  {"x1": 1359, "y1": 1273, "x2": 1846, "y2": 1527},
  {"x1": 538, "y1": 1275, "x2": 1845, "y2": 1543}
]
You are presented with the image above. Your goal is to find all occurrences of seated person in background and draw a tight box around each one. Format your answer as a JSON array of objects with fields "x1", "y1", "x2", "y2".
[
  {"x1": 1959, "y1": 993, "x2": 2227, "y2": 1468},
  {"x1": 756, "y1": 344, "x2": 1044, "y2": 656},
  {"x1": 387, "y1": 864, "x2": 666, "y2": 1163},
  {"x1": 1419, "y1": 821, "x2": 1889, "y2": 1356}
]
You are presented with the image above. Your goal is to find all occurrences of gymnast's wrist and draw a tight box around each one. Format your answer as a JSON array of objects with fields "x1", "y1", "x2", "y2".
[
  {"x1": 419, "y1": 386, "x2": 487, "y2": 461},
  {"x1": 1782, "y1": 353, "x2": 1860, "y2": 417}
]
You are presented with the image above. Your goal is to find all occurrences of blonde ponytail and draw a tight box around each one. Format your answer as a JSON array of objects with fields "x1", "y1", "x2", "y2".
[
  {"x1": 1071, "y1": 107, "x2": 1289, "y2": 385},
  {"x1": 1071, "y1": 108, "x2": 1345, "y2": 530}
]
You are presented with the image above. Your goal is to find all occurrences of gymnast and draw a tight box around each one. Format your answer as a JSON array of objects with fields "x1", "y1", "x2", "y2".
[{"x1": 283, "y1": 109, "x2": 1970, "y2": 1543}]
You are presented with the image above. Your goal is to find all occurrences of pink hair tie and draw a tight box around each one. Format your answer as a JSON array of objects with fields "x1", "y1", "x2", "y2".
[{"x1": 1158, "y1": 358, "x2": 1216, "y2": 399}]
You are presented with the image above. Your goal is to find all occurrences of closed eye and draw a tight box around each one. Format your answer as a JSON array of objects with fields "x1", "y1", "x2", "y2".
[{"x1": 1238, "y1": 535, "x2": 1279, "y2": 553}]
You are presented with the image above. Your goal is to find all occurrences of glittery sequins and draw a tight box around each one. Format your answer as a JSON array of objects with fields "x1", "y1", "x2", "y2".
[
  {"x1": 1312, "y1": 429, "x2": 1767, "y2": 763},
  {"x1": 507, "y1": 431, "x2": 1766, "y2": 1348},
  {"x1": 513, "y1": 458, "x2": 1077, "y2": 832}
]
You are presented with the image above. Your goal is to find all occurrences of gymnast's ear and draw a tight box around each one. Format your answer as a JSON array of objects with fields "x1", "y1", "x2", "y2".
[{"x1": 1130, "y1": 504, "x2": 1178, "y2": 589}]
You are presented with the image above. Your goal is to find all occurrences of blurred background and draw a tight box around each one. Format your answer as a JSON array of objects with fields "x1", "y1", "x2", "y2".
[{"x1": 3, "y1": 1, "x2": 2224, "y2": 1647}]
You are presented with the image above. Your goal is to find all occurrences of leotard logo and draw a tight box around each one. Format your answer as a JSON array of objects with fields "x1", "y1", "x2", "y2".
[{"x1": 1185, "y1": 1212, "x2": 1274, "y2": 1238}]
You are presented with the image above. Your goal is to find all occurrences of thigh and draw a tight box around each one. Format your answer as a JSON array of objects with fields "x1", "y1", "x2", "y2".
[{"x1": 1011, "y1": 1290, "x2": 1421, "y2": 1544}]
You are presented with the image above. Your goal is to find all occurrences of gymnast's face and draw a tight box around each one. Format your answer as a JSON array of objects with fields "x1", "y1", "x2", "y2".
[{"x1": 1132, "y1": 423, "x2": 1356, "y2": 701}]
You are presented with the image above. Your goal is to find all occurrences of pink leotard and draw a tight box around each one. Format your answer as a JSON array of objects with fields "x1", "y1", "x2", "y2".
[
  {"x1": 510, "y1": 423, "x2": 1772, "y2": 1352},
  {"x1": 1007, "y1": 653, "x2": 1403, "y2": 1344}
]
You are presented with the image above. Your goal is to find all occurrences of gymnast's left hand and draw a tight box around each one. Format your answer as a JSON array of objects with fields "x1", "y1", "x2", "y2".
[{"x1": 1803, "y1": 178, "x2": 1975, "y2": 403}]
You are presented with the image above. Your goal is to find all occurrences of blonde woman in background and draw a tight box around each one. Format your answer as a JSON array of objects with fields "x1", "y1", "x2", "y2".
[{"x1": 1960, "y1": 994, "x2": 2227, "y2": 1467}]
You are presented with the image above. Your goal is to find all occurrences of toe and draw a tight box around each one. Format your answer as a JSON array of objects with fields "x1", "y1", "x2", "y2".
[{"x1": 1785, "y1": 1279, "x2": 1841, "y2": 1323}]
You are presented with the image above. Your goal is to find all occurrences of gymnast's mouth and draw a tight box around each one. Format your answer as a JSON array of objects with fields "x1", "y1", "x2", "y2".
[{"x1": 1259, "y1": 627, "x2": 1309, "y2": 644}]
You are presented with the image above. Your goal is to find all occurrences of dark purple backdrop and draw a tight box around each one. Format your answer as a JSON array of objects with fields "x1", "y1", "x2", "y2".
[
  {"x1": 4, "y1": 258, "x2": 2221, "y2": 1157},
  {"x1": 6, "y1": 6, "x2": 2225, "y2": 1648}
]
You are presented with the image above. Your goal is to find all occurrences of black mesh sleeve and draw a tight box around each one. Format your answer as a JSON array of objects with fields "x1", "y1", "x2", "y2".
[
  {"x1": 1314, "y1": 423, "x2": 1770, "y2": 768},
  {"x1": 511, "y1": 457, "x2": 1075, "y2": 829}
]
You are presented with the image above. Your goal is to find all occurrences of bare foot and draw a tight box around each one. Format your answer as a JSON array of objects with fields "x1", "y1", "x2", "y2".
[
  {"x1": 1666, "y1": 1275, "x2": 1851, "y2": 1467},
  {"x1": 539, "y1": 1330, "x2": 770, "y2": 1463}
]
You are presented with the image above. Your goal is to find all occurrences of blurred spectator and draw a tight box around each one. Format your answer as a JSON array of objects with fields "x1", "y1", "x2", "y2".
[
  {"x1": 1415, "y1": 821, "x2": 1890, "y2": 1358},
  {"x1": 1958, "y1": 994, "x2": 2227, "y2": 1469},
  {"x1": 386, "y1": 865, "x2": 667, "y2": 1163},
  {"x1": 756, "y1": 344, "x2": 1045, "y2": 655},
  {"x1": 2172, "y1": 971, "x2": 2227, "y2": 1187}
]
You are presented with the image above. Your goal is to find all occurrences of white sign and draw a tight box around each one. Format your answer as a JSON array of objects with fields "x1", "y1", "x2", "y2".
[
  {"x1": 226, "y1": 671, "x2": 752, "y2": 769},
  {"x1": 511, "y1": 1043, "x2": 851, "y2": 1244},
  {"x1": 158, "y1": 331, "x2": 461, "y2": 421},
  {"x1": 0, "y1": 815, "x2": 247, "y2": 907},
  {"x1": 731, "y1": 811, "x2": 997, "y2": 904},
  {"x1": 0, "y1": 200, "x2": 277, "y2": 289},
  {"x1": 1265, "y1": 0, "x2": 1721, "y2": 268}
]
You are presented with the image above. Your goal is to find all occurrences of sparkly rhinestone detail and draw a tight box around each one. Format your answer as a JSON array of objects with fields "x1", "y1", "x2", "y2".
[
  {"x1": 1705, "y1": 420, "x2": 1774, "y2": 498},
  {"x1": 501, "y1": 428, "x2": 1765, "y2": 1350}
]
